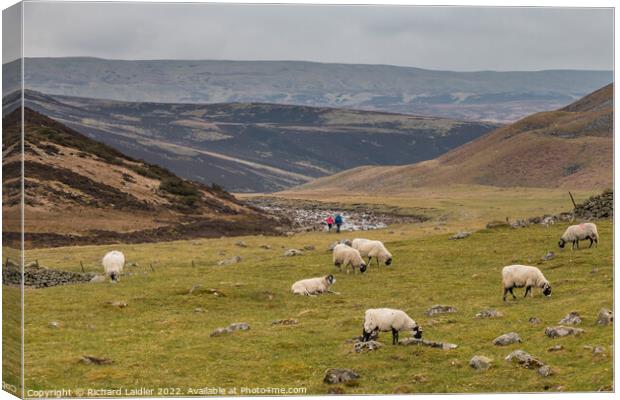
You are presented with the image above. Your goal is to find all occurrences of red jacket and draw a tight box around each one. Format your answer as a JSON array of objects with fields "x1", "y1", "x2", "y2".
[{"x1": 326, "y1": 216, "x2": 335, "y2": 225}]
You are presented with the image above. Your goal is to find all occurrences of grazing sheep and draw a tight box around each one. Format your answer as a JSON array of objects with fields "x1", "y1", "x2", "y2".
[
  {"x1": 352, "y1": 238, "x2": 393, "y2": 267},
  {"x1": 363, "y1": 308, "x2": 423, "y2": 345},
  {"x1": 332, "y1": 243, "x2": 367, "y2": 274},
  {"x1": 291, "y1": 275, "x2": 336, "y2": 296},
  {"x1": 102, "y1": 250, "x2": 125, "y2": 282},
  {"x1": 502, "y1": 265, "x2": 551, "y2": 301},
  {"x1": 558, "y1": 222, "x2": 599, "y2": 250}
]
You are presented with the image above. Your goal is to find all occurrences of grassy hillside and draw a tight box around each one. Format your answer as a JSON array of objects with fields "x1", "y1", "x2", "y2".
[
  {"x1": 293, "y1": 84, "x2": 612, "y2": 193},
  {"x1": 16, "y1": 217, "x2": 612, "y2": 393}
]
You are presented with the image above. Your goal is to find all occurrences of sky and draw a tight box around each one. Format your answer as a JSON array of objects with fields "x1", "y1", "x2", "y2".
[{"x1": 2, "y1": 2, "x2": 614, "y2": 71}]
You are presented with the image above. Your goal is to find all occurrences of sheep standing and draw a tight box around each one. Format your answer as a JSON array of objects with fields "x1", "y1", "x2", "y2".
[
  {"x1": 363, "y1": 308, "x2": 422, "y2": 345},
  {"x1": 102, "y1": 251, "x2": 125, "y2": 282},
  {"x1": 558, "y1": 222, "x2": 599, "y2": 250},
  {"x1": 352, "y1": 238, "x2": 393, "y2": 268},
  {"x1": 291, "y1": 275, "x2": 336, "y2": 296},
  {"x1": 332, "y1": 243, "x2": 367, "y2": 274},
  {"x1": 502, "y1": 265, "x2": 551, "y2": 301}
]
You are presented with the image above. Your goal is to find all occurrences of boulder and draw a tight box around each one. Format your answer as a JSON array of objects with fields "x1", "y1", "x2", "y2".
[
  {"x1": 210, "y1": 322, "x2": 250, "y2": 337},
  {"x1": 544, "y1": 326, "x2": 584, "y2": 338},
  {"x1": 426, "y1": 305, "x2": 457, "y2": 317},
  {"x1": 538, "y1": 365, "x2": 553, "y2": 377},
  {"x1": 547, "y1": 344, "x2": 563, "y2": 352},
  {"x1": 283, "y1": 249, "x2": 303, "y2": 257},
  {"x1": 354, "y1": 341, "x2": 383, "y2": 353},
  {"x1": 399, "y1": 338, "x2": 457, "y2": 350},
  {"x1": 323, "y1": 368, "x2": 360, "y2": 384},
  {"x1": 235, "y1": 241, "x2": 248, "y2": 248},
  {"x1": 559, "y1": 311, "x2": 582, "y2": 325},
  {"x1": 541, "y1": 251, "x2": 555, "y2": 261},
  {"x1": 272, "y1": 319, "x2": 298, "y2": 326},
  {"x1": 596, "y1": 308, "x2": 613, "y2": 325},
  {"x1": 259, "y1": 244, "x2": 271, "y2": 250},
  {"x1": 493, "y1": 332, "x2": 521, "y2": 346},
  {"x1": 505, "y1": 350, "x2": 545, "y2": 369},
  {"x1": 217, "y1": 256, "x2": 241, "y2": 266},
  {"x1": 48, "y1": 321, "x2": 61, "y2": 329},
  {"x1": 303, "y1": 245, "x2": 316, "y2": 251},
  {"x1": 80, "y1": 355, "x2": 112, "y2": 365},
  {"x1": 475, "y1": 309, "x2": 503, "y2": 319},
  {"x1": 90, "y1": 275, "x2": 107, "y2": 283},
  {"x1": 449, "y1": 231, "x2": 471, "y2": 240},
  {"x1": 469, "y1": 355, "x2": 492, "y2": 370},
  {"x1": 528, "y1": 317, "x2": 542, "y2": 325}
]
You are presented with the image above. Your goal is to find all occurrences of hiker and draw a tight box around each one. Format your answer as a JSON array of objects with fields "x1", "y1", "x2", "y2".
[
  {"x1": 326, "y1": 215, "x2": 335, "y2": 232},
  {"x1": 335, "y1": 214, "x2": 343, "y2": 233}
]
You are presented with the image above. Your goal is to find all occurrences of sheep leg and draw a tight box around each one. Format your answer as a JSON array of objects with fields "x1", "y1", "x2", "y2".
[
  {"x1": 509, "y1": 287, "x2": 516, "y2": 299},
  {"x1": 524, "y1": 286, "x2": 531, "y2": 298},
  {"x1": 391, "y1": 328, "x2": 399, "y2": 345},
  {"x1": 588, "y1": 237, "x2": 594, "y2": 248},
  {"x1": 503, "y1": 288, "x2": 508, "y2": 301}
]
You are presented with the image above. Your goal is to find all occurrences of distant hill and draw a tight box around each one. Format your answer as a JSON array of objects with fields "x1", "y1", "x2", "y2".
[
  {"x1": 2, "y1": 108, "x2": 279, "y2": 248},
  {"x1": 10, "y1": 90, "x2": 500, "y2": 193},
  {"x1": 3, "y1": 57, "x2": 613, "y2": 122},
  {"x1": 290, "y1": 84, "x2": 613, "y2": 193}
]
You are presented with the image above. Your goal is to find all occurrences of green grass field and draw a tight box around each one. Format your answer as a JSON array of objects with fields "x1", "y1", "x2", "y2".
[{"x1": 14, "y1": 217, "x2": 613, "y2": 394}]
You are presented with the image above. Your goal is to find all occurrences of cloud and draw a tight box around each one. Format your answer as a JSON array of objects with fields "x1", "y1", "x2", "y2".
[{"x1": 15, "y1": 3, "x2": 613, "y2": 71}]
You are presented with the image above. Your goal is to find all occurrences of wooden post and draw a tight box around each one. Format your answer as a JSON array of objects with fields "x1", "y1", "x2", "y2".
[
  {"x1": 5, "y1": 257, "x2": 9, "y2": 268},
  {"x1": 569, "y1": 191, "x2": 578, "y2": 209},
  {"x1": 150, "y1": 263, "x2": 155, "y2": 272},
  {"x1": 192, "y1": 260, "x2": 195, "y2": 268},
  {"x1": 80, "y1": 261, "x2": 85, "y2": 272}
]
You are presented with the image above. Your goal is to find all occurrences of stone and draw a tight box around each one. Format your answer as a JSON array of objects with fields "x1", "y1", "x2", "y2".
[
  {"x1": 259, "y1": 244, "x2": 271, "y2": 250},
  {"x1": 538, "y1": 365, "x2": 553, "y2": 377},
  {"x1": 354, "y1": 340, "x2": 383, "y2": 353},
  {"x1": 272, "y1": 319, "x2": 298, "y2": 326},
  {"x1": 210, "y1": 322, "x2": 250, "y2": 337},
  {"x1": 547, "y1": 345, "x2": 564, "y2": 352},
  {"x1": 529, "y1": 317, "x2": 541, "y2": 325},
  {"x1": 194, "y1": 308, "x2": 206, "y2": 313},
  {"x1": 593, "y1": 346, "x2": 606, "y2": 355},
  {"x1": 399, "y1": 338, "x2": 458, "y2": 350},
  {"x1": 323, "y1": 368, "x2": 360, "y2": 384},
  {"x1": 217, "y1": 256, "x2": 241, "y2": 266},
  {"x1": 209, "y1": 328, "x2": 230, "y2": 337},
  {"x1": 469, "y1": 355, "x2": 492, "y2": 370},
  {"x1": 283, "y1": 249, "x2": 303, "y2": 257},
  {"x1": 541, "y1": 251, "x2": 555, "y2": 261},
  {"x1": 90, "y1": 274, "x2": 107, "y2": 283},
  {"x1": 426, "y1": 305, "x2": 457, "y2": 316},
  {"x1": 106, "y1": 301, "x2": 128, "y2": 308},
  {"x1": 303, "y1": 245, "x2": 316, "y2": 251},
  {"x1": 505, "y1": 350, "x2": 545, "y2": 369},
  {"x1": 544, "y1": 326, "x2": 584, "y2": 338},
  {"x1": 493, "y1": 332, "x2": 521, "y2": 346},
  {"x1": 80, "y1": 355, "x2": 112, "y2": 365},
  {"x1": 235, "y1": 241, "x2": 248, "y2": 248},
  {"x1": 559, "y1": 311, "x2": 582, "y2": 325},
  {"x1": 48, "y1": 321, "x2": 61, "y2": 329},
  {"x1": 449, "y1": 231, "x2": 471, "y2": 240},
  {"x1": 475, "y1": 309, "x2": 503, "y2": 318},
  {"x1": 327, "y1": 239, "x2": 353, "y2": 251},
  {"x1": 327, "y1": 387, "x2": 345, "y2": 394},
  {"x1": 596, "y1": 308, "x2": 613, "y2": 325}
]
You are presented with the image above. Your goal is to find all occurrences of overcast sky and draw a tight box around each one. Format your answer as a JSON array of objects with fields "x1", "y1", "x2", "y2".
[{"x1": 3, "y1": 2, "x2": 614, "y2": 71}]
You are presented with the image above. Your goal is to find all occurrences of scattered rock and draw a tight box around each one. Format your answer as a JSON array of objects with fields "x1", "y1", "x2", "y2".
[
  {"x1": 449, "y1": 231, "x2": 471, "y2": 240},
  {"x1": 476, "y1": 309, "x2": 503, "y2": 319},
  {"x1": 354, "y1": 340, "x2": 383, "y2": 353},
  {"x1": 283, "y1": 249, "x2": 303, "y2": 257},
  {"x1": 272, "y1": 319, "x2": 298, "y2": 326},
  {"x1": 486, "y1": 221, "x2": 510, "y2": 229},
  {"x1": 194, "y1": 307, "x2": 206, "y2": 313},
  {"x1": 541, "y1": 251, "x2": 555, "y2": 261},
  {"x1": 559, "y1": 311, "x2": 582, "y2": 325},
  {"x1": 348, "y1": 331, "x2": 379, "y2": 343},
  {"x1": 259, "y1": 244, "x2": 271, "y2": 250},
  {"x1": 327, "y1": 387, "x2": 345, "y2": 394},
  {"x1": 596, "y1": 308, "x2": 613, "y2": 325},
  {"x1": 210, "y1": 322, "x2": 250, "y2": 337},
  {"x1": 327, "y1": 239, "x2": 353, "y2": 251},
  {"x1": 206, "y1": 288, "x2": 225, "y2": 297},
  {"x1": 573, "y1": 189, "x2": 613, "y2": 220},
  {"x1": 48, "y1": 321, "x2": 61, "y2": 329},
  {"x1": 538, "y1": 365, "x2": 553, "y2": 377},
  {"x1": 593, "y1": 346, "x2": 606, "y2": 355},
  {"x1": 2, "y1": 261, "x2": 96, "y2": 288},
  {"x1": 547, "y1": 345, "x2": 564, "y2": 352},
  {"x1": 106, "y1": 301, "x2": 128, "y2": 308},
  {"x1": 323, "y1": 368, "x2": 360, "y2": 384},
  {"x1": 544, "y1": 326, "x2": 584, "y2": 338},
  {"x1": 529, "y1": 317, "x2": 541, "y2": 325},
  {"x1": 303, "y1": 245, "x2": 316, "y2": 251},
  {"x1": 399, "y1": 338, "x2": 458, "y2": 350},
  {"x1": 493, "y1": 332, "x2": 521, "y2": 346},
  {"x1": 510, "y1": 219, "x2": 529, "y2": 229},
  {"x1": 505, "y1": 350, "x2": 545, "y2": 369},
  {"x1": 89, "y1": 274, "x2": 107, "y2": 283},
  {"x1": 426, "y1": 305, "x2": 457, "y2": 316},
  {"x1": 188, "y1": 284, "x2": 201, "y2": 295},
  {"x1": 235, "y1": 241, "x2": 248, "y2": 248},
  {"x1": 217, "y1": 256, "x2": 241, "y2": 266},
  {"x1": 80, "y1": 355, "x2": 112, "y2": 365},
  {"x1": 469, "y1": 355, "x2": 492, "y2": 370}
]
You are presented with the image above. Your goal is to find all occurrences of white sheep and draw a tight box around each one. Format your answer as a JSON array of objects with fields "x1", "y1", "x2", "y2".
[
  {"x1": 352, "y1": 238, "x2": 393, "y2": 267},
  {"x1": 332, "y1": 243, "x2": 367, "y2": 274},
  {"x1": 502, "y1": 264, "x2": 551, "y2": 301},
  {"x1": 362, "y1": 308, "x2": 423, "y2": 345},
  {"x1": 102, "y1": 250, "x2": 125, "y2": 282},
  {"x1": 558, "y1": 222, "x2": 599, "y2": 250},
  {"x1": 291, "y1": 275, "x2": 336, "y2": 296}
]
